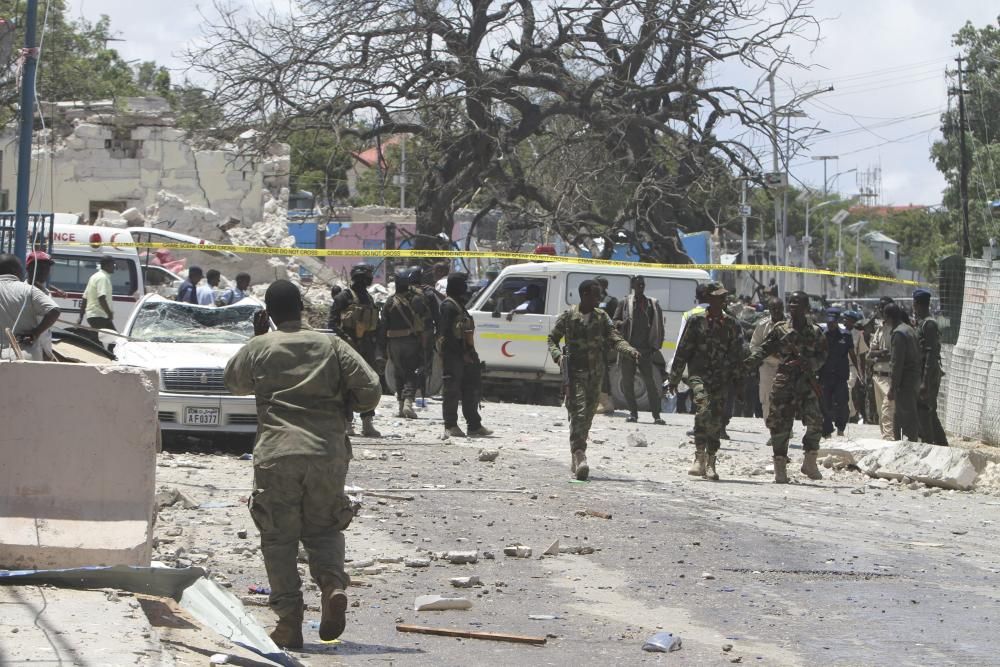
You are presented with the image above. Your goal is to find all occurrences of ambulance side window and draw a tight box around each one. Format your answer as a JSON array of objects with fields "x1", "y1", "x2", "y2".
[
  {"x1": 483, "y1": 277, "x2": 548, "y2": 315},
  {"x1": 49, "y1": 256, "x2": 139, "y2": 296}
]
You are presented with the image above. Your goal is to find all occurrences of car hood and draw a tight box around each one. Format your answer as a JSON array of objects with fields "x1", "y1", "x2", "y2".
[{"x1": 116, "y1": 341, "x2": 245, "y2": 370}]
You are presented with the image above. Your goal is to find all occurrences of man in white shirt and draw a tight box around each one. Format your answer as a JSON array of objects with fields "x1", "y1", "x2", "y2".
[
  {"x1": 79, "y1": 256, "x2": 117, "y2": 334},
  {"x1": 198, "y1": 269, "x2": 221, "y2": 306},
  {"x1": 0, "y1": 254, "x2": 60, "y2": 360}
]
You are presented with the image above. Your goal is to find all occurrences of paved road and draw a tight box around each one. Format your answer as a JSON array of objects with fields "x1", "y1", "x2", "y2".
[{"x1": 154, "y1": 397, "x2": 1000, "y2": 666}]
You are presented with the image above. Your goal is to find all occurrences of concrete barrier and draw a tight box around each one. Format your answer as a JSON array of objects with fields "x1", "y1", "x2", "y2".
[{"x1": 0, "y1": 361, "x2": 159, "y2": 569}]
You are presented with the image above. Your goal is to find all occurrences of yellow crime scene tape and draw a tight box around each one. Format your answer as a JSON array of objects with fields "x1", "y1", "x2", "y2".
[{"x1": 69, "y1": 240, "x2": 924, "y2": 287}]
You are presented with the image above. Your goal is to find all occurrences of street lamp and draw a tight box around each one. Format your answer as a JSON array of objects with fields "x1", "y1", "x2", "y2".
[
  {"x1": 840, "y1": 220, "x2": 869, "y2": 299},
  {"x1": 774, "y1": 109, "x2": 808, "y2": 298},
  {"x1": 801, "y1": 197, "x2": 842, "y2": 290}
]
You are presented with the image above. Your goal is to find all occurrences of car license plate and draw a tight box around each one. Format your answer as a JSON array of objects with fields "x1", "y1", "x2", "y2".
[{"x1": 185, "y1": 407, "x2": 220, "y2": 426}]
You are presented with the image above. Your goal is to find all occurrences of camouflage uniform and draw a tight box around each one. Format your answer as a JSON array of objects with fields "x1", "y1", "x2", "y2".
[
  {"x1": 915, "y1": 314, "x2": 948, "y2": 446},
  {"x1": 548, "y1": 306, "x2": 636, "y2": 452},
  {"x1": 224, "y1": 322, "x2": 381, "y2": 627},
  {"x1": 747, "y1": 320, "x2": 828, "y2": 457},
  {"x1": 668, "y1": 311, "x2": 745, "y2": 455},
  {"x1": 328, "y1": 285, "x2": 380, "y2": 422}
]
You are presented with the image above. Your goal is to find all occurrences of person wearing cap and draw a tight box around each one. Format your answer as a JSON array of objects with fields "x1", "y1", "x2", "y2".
[
  {"x1": 224, "y1": 279, "x2": 381, "y2": 649},
  {"x1": 0, "y1": 253, "x2": 60, "y2": 361},
  {"x1": 614, "y1": 275, "x2": 666, "y2": 424},
  {"x1": 912, "y1": 289, "x2": 948, "y2": 445},
  {"x1": 25, "y1": 251, "x2": 63, "y2": 360},
  {"x1": 867, "y1": 296, "x2": 896, "y2": 440},
  {"x1": 819, "y1": 307, "x2": 856, "y2": 437},
  {"x1": 79, "y1": 255, "x2": 117, "y2": 337},
  {"x1": 505, "y1": 283, "x2": 544, "y2": 319},
  {"x1": 750, "y1": 296, "x2": 785, "y2": 420},
  {"x1": 883, "y1": 302, "x2": 920, "y2": 441},
  {"x1": 667, "y1": 280, "x2": 744, "y2": 481},
  {"x1": 549, "y1": 279, "x2": 640, "y2": 480},
  {"x1": 439, "y1": 272, "x2": 493, "y2": 438},
  {"x1": 746, "y1": 291, "x2": 828, "y2": 484},
  {"x1": 177, "y1": 266, "x2": 203, "y2": 305},
  {"x1": 842, "y1": 310, "x2": 869, "y2": 423}
]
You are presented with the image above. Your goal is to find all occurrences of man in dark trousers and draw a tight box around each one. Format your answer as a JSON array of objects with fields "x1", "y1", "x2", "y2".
[
  {"x1": 884, "y1": 302, "x2": 921, "y2": 442},
  {"x1": 224, "y1": 280, "x2": 381, "y2": 649},
  {"x1": 439, "y1": 273, "x2": 493, "y2": 438},
  {"x1": 614, "y1": 275, "x2": 666, "y2": 424},
  {"x1": 380, "y1": 267, "x2": 434, "y2": 419},
  {"x1": 328, "y1": 263, "x2": 382, "y2": 436},
  {"x1": 820, "y1": 308, "x2": 856, "y2": 437},
  {"x1": 913, "y1": 288, "x2": 948, "y2": 445}
]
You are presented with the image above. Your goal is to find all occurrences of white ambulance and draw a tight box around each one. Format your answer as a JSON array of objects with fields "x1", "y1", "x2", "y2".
[{"x1": 468, "y1": 262, "x2": 709, "y2": 407}]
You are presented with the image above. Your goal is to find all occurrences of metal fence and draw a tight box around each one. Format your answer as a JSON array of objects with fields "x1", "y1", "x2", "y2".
[{"x1": 0, "y1": 213, "x2": 55, "y2": 256}]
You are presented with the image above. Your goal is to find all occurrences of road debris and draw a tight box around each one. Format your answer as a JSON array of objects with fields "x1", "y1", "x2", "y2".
[
  {"x1": 642, "y1": 631, "x2": 682, "y2": 652},
  {"x1": 445, "y1": 550, "x2": 479, "y2": 564},
  {"x1": 577, "y1": 509, "x2": 613, "y2": 519},
  {"x1": 155, "y1": 487, "x2": 199, "y2": 511},
  {"x1": 396, "y1": 623, "x2": 547, "y2": 645},
  {"x1": 543, "y1": 539, "x2": 560, "y2": 555},
  {"x1": 478, "y1": 449, "x2": 500, "y2": 462},
  {"x1": 405, "y1": 557, "x2": 431, "y2": 568},
  {"x1": 414, "y1": 595, "x2": 473, "y2": 611},
  {"x1": 450, "y1": 576, "x2": 481, "y2": 588},
  {"x1": 627, "y1": 432, "x2": 649, "y2": 448},
  {"x1": 504, "y1": 544, "x2": 532, "y2": 558}
]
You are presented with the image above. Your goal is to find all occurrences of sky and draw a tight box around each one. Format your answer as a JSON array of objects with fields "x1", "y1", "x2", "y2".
[{"x1": 65, "y1": 0, "x2": 1000, "y2": 206}]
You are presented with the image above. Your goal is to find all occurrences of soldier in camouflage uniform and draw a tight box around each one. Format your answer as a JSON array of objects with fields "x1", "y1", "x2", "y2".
[
  {"x1": 746, "y1": 291, "x2": 828, "y2": 483},
  {"x1": 666, "y1": 281, "x2": 744, "y2": 481},
  {"x1": 548, "y1": 279, "x2": 640, "y2": 480},
  {"x1": 379, "y1": 267, "x2": 434, "y2": 419},
  {"x1": 328, "y1": 263, "x2": 382, "y2": 436}
]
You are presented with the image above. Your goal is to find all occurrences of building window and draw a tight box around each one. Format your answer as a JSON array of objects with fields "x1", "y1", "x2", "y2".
[{"x1": 105, "y1": 127, "x2": 143, "y2": 159}]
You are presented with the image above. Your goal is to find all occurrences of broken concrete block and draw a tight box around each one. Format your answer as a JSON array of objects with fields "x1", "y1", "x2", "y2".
[
  {"x1": 449, "y1": 576, "x2": 481, "y2": 588},
  {"x1": 543, "y1": 540, "x2": 560, "y2": 556},
  {"x1": 504, "y1": 545, "x2": 532, "y2": 558},
  {"x1": 627, "y1": 432, "x2": 649, "y2": 448},
  {"x1": 478, "y1": 449, "x2": 499, "y2": 462},
  {"x1": 857, "y1": 442, "x2": 988, "y2": 491},
  {"x1": 818, "y1": 439, "x2": 898, "y2": 467},
  {"x1": 404, "y1": 557, "x2": 431, "y2": 568},
  {"x1": 445, "y1": 550, "x2": 478, "y2": 564},
  {"x1": 414, "y1": 595, "x2": 473, "y2": 611}
]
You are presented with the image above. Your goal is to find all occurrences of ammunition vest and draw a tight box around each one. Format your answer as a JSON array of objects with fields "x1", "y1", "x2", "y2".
[{"x1": 341, "y1": 288, "x2": 378, "y2": 339}]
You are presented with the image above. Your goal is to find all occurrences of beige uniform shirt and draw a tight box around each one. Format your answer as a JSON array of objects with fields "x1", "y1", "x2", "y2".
[
  {"x1": 83, "y1": 269, "x2": 114, "y2": 319},
  {"x1": 225, "y1": 321, "x2": 382, "y2": 464}
]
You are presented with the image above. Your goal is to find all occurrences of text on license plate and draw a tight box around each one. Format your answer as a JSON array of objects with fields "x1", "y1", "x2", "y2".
[{"x1": 185, "y1": 407, "x2": 220, "y2": 425}]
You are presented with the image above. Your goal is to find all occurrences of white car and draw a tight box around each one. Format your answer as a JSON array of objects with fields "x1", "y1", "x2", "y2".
[{"x1": 115, "y1": 294, "x2": 266, "y2": 436}]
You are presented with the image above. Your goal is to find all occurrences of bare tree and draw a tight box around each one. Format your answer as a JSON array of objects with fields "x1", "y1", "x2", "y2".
[{"x1": 192, "y1": 0, "x2": 818, "y2": 259}]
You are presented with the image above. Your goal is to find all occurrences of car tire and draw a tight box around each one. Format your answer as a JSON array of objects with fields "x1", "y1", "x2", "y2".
[{"x1": 609, "y1": 357, "x2": 665, "y2": 412}]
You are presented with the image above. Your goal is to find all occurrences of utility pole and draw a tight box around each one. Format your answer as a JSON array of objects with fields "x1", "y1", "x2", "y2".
[
  {"x1": 399, "y1": 135, "x2": 407, "y2": 208},
  {"x1": 769, "y1": 72, "x2": 782, "y2": 297},
  {"x1": 955, "y1": 56, "x2": 972, "y2": 257},
  {"x1": 13, "y1": 0, "x2": 40, "y2": 262},
  {"x1": 740, "y1": 178, "x2": 749, "y2": 265}
]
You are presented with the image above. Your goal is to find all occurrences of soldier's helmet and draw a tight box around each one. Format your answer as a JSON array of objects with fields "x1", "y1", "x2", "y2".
[
  {"x1": 351, "y1": 263, "x2": 374, "y2": 285},
  {"x1": 394, "y1": 267, "x2": 411, "y2": 292},
  {"x1": 406, "y1": 265, "x2": 424, "y2": 286},
  {"x1": 788, "y1": 290, "x2": 810, "y2": 307}
]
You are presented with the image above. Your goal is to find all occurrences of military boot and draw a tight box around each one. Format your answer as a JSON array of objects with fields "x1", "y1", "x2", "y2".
[
  {"x1": 705, "y1": 454, "x2": 720, "y2": 481},
  {"x1": 467, "y1": 425, "x2": 493, "y2": 437},
  {"x1": 800, "y1": 450, "x2": 823, "y2": 480},
  {"x1": 688, "y1": 452, "x2": 706, "y2": 477},
  {"x1": 773, "y1": 456, "x2": 789, "y2": 484},
  {"x1": 361, "y1": 415, "x2": 381, "y2": 437},
  {"x1": 444, "y1": 425, "x2": 466, "y2": 437},
  {"x1": 572, "y1": 449, "x2": 589, "y2": 481},
  {"x1": 318, "y1": 584, "x2": 348, "y2": 641},
  {"x1": 346, "y1": 420, "x2": 357, "y2": 436},
  {"x1": 269, "y1": 604, "x2": 304, "y2": 649},
  {"x1": 396, "y1": 400, "x2": 405, "y2": 418},
  {"x1": 402, "y1": 397, "x2": 418, "y2": 419}
]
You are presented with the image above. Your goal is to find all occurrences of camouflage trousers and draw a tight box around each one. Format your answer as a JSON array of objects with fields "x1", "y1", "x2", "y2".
[
  {"x1": 249, "y1": 454, "x2": 356, "y2": 619},
  {"x1": 566, "y1": 371, "x2": 602, "y2": 451},
  {"x1": 688, "y1": 376, "x2": 726, "y2": 455},
  {"x1": 765, "y1": 373, "x2": 823, "y2": 457}
]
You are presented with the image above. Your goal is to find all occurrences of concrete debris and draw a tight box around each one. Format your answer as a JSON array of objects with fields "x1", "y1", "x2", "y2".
[
  {"x1": 450, "y1": 576, "x2": 481, "y2": 588},
  {"x1": 503, "y1": 545, "x2": 532, "y2": 558},
  {"x1": 642, "y1": 631, "x2": 682, "y2": 652},
  {"x1": 543, "y1": 539, "x2": 560, "y2": 556},
  {"x1": 857, "y1": 441, "x2": 989, "y2": 491},
  {"x1": 444, "y1": 550, "x2": 479, "y2": 564},
  {"x1": 528, "y1": 614, "x2": 559, "y2": 620},
  {"x1": 155, "y1": 487, "x2": 199, "y2": 511},
  {"x1": 577, "y1": 509, "x2": 613, "y2": 519},
  {"x1": 627, "y1": 432, "x2": 649, "y2": 448},
  {"x1": 478, "y1": 449, "x2": 500, "y2": 462},
  {"x1": 723, "y1": 643, "x2": 734, "y2": 652},
  {"x1": 558, "y1": 545, "x2": 596, "y2": 555},
  {"x1": 414, "y1": 595, "x2": 473, "y2": 611},
  {"x1": 818, "y1": 439, "x2": 898, "y2": 467},
  {"x1": 702, "y1": 572, "x2": 716, "y2": 580},
  {"x1": 405, "y1": 557, "x2": 431, "y2": 568}
]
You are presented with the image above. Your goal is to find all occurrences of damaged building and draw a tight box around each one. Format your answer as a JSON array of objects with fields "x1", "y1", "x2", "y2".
[{"x1": 0, "y1": 96, "x2": 288, "y2": 227}]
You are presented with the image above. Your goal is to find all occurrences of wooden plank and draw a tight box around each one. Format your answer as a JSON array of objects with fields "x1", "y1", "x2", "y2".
[{"x1": 396, "y1": 623, "x2": 547, "y2": 646}]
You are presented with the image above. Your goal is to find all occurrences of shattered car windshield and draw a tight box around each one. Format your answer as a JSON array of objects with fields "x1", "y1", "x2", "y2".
[{"x1": 129, "y1": 302, "x2": 260, "y2": 343}]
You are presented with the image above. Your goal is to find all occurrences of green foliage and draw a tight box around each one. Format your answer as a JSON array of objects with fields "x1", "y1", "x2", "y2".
[{"x1": 287, "y1": 128, "x2": 356, "y2": 205}]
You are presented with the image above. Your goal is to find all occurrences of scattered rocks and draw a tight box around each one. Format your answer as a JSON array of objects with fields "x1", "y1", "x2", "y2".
[
  {"x1": 449, "y1": 576, "x2": 481, "y2": 588},
  {"x1": 504, "y1": 545, "x2": 532, "y2": 558},
  {"x1": 478, "y1": 449, "x2": 500, "y2": 462},
  {"x1": 155, "y1": 487, "x2": 199, "y2": 511},
  {"x1": 445, "y1": 550, "x2": 479, "y2": 564},
  {"x1": 404, "y1": 557, "x2": 431, "y2": 568},
  {"x1": 558, "y1": 545, "x2": 596, "y2": 555},
  {"x1": 857, "y1": 441, "x2": 988, "y2": 491},
  {"x1": 543, "y1": 539, "x2": 560, "y2": 556}
]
